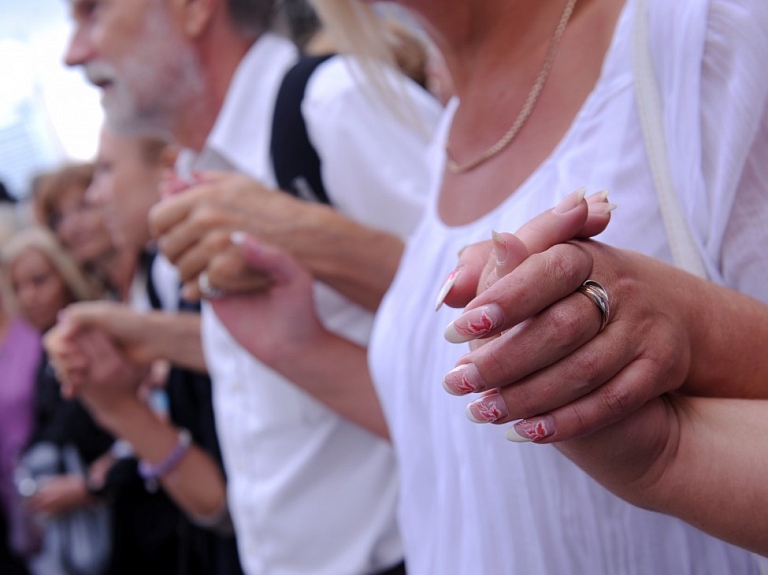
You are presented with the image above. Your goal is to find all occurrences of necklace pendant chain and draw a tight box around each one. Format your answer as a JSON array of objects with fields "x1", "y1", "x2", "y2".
[{"x1": 446, "y1": 0, "x2": 578, "y2": 174}]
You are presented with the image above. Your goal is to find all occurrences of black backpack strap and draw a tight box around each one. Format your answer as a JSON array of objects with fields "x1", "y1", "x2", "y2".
[
  {"x1": 270, "y1": 54, "x2": 335, "y2": 205},
  {"x1": 142, "y1": 250, "x2": 164, "y2": 311}
]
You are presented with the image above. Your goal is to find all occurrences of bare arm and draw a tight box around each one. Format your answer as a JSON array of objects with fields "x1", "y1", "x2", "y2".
[
  {"x1": 443, "y1": 233, "x2": 768, "y2": 442},
  {"x1": 59, "y1": 301, "x2": 207, "y2": 372},
  {"x1": 45, "y1": 326, "x2": 226, "y2": 524},
  {"x1": 556, "y1": 396, "x2": 768, "y2": 556},
  {"x1": 149, "y1": 173, "x2": 402, "y2": 310},
  {"x1": 209, "y1": 235, "x2": 389, "y2": 438},
  {"x1": 93, "y1": 394, "x2": 228, "y2": 524}
]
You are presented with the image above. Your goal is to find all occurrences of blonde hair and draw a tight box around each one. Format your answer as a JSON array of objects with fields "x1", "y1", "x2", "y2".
[
  {"x1": 1, "y1": 227, "x2": 103, "y2": 304},
  {"x1": 0, "y1": 205, "x2": 22, "y2": 313},
  {"x1": 310, "y1": 0, "x2": 430, "y2": 129}
]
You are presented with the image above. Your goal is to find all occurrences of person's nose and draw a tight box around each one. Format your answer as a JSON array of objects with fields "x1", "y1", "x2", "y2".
[{"x1": 64, "y1": 25, "x2": 95, "y2": 68}]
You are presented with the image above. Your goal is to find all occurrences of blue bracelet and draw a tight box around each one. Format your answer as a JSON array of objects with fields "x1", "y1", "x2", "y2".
[{"x1": 138, "y1": 429, "x2": 192, "y2": 492}]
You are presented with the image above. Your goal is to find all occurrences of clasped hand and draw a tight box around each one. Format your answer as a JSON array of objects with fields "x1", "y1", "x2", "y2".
[{"x1": 440, "y1": 190, "x2": 696, "y2": 443}]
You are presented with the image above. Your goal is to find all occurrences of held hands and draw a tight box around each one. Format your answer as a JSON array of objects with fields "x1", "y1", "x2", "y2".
[
  {"x1": 208, "y1": 232, "x2": 324, "y2": 367},
  {"x1": 44, "y1": 309, "x2": 150, "y2": 416},
  {"x1": 440, "y1": 189, "x2": 696, "y2": 442},
  {"x1": 149, "y1": 171, "x2": 323, "y2": 301}
]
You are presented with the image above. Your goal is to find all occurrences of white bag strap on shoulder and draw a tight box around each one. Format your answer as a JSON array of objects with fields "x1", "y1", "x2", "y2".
[{"x1": 632, "y1": 0, "x2": 707, "y2": 278}]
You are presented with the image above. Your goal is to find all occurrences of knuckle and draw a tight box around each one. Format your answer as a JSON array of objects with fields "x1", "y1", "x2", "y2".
[
  {"x1": 546, "y1": 304, "x2": 584, "y2": 344},
  {"x1": 571, "y1": 346, "x2": 603, "y2": 388},
  {"x1": 563, "y1": 402, "x2": 593, "y2": 439},
  {"x1": 597, "y1": 383, "x2": 633, "y2": 423},
  {"x1": 543, "y1": 245, "x2": 582, "y2": 284},
  {"x1": 209, "y1": 254, "x2": 243, "y2": 284},
  {"x1": 191, "y1": 205, "x2": 225, "y2": 228}
]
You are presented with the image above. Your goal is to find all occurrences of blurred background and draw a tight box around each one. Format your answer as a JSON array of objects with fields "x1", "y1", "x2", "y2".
[{"x1": 1, "y1": 0, "x2": 103, "y2": 201}]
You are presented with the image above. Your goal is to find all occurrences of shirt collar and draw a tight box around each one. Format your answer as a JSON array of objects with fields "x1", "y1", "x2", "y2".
[{"x1": 181, "y1": 33, "x2": 298, "y2": 179}]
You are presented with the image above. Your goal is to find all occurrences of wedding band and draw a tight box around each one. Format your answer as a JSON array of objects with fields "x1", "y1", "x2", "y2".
[
  {"x1": 198, "y1": 272, "x2": 224, "y2": 299},
  {"x1": 577, "y1": 279, "x2": 610, "y2": 333}
]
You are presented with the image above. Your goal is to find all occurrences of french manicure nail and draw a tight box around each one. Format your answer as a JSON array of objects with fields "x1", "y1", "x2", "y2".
[
  {"x1": 591, "y1": 202, "x2": 617, "y2": 215},
  {"x1": 466, "y1": 391, "x2": 509, "y2": 423},
  {"x1": 491, "y1": 230, "x2": 507, "y2": 265},
  {"x1": 505, "y1": 417, "x2": 556, "y2": 443},
  {"x1": 435, "y1": 267, "x2": 462, "y2": 311},
  {"x1": 443, "y1": 363, "x2": 486, "y2": 395},
  {"x1": 553, "y1": 187, "x2": 587, "y2": 214},
  {"x1": 444, "y1": 304, "x2": 504, "y2": 343}
]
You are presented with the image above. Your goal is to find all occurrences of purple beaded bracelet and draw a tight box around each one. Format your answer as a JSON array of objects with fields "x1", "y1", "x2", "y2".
[{"x1": 138, "y1": 429, "x2": 192, "y2": 492}]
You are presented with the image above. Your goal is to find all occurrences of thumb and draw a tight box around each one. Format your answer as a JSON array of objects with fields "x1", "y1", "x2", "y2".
[{"x1": 230, "y1": 232, "x2": 309, "y2": 287}]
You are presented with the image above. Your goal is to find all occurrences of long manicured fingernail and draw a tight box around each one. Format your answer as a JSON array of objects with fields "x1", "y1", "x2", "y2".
[
  {"x1": 435, "y1": 267, "x2": 462, "y2": 311},
  {"x1": 505, "y1": 416, "x2": 556, "y2": 443},
  {"x1": 444, "y1": 304, "x2": 504, "y2": 343},
  {"x1": 553, "y1": 187, "x2": 586, "y2": 214},
  {"x1": 590, "y1": 202, "x2": 617, "y2": 215},
  {"x1": 443, "y1": 363, "x2": 486, "y2": 395},
  {"x1": 491, "y1": 230, "x2": 507, "y2": 265},
  {"x1": 594, "y1": 189, "x2": 610, "y2": 202},
  {"x1": 466, "y1": 391, "x2": 509, "y2": 423}
]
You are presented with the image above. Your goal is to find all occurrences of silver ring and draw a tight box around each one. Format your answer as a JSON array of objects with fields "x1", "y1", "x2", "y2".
[
  {"x1": 577, "y1": 279, "x2": 610, "y2": 333},
  {"x1": 198, "y1": 272, "x2": 224, "y2": 299}
]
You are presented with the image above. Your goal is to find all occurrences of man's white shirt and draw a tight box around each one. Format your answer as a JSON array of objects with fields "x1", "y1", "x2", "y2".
[{"x1": 176, "y1": 33, "x2": 442, "y2": 575}]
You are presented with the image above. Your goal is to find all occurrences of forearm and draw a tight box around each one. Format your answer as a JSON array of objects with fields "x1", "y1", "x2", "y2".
[
  {"x1": 272, "y1": 330, "x2": 389, "y2": 439},
  {"x1": 678, "y1": 274, "x2": 768, "y2": 398},
  {"x1": 91, "y1": 397, "x2": 227, "y2": 522},
  {"x1": 144, "y1": 311, "x2": 207, "y2": 372},
  {"x1": 557, "y1": 396, "x2": 768, "y2": 556},
  {"x1": 641, "y1": 397, "x2": 768, "y2": 556},
  {"x1": 291, "y1": 205, "x2": 404, "y2": 312}
]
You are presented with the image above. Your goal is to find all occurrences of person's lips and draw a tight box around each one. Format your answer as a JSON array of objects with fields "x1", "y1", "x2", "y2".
[{"x1": 84, "y1": 62, "x2": 117, "y2": 91}]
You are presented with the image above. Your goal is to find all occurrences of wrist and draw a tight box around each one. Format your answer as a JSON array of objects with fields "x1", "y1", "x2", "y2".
[
  {"x1": 85, "y1": 394, "x2": 147, "y2": 436},
  {"x1": 138, "y1": 428, "x2": 192, "y2": 492}
]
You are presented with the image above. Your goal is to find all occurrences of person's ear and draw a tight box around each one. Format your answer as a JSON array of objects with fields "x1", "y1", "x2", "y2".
[{"x1": 171, "y1": 0, "x2": 219, "y2": 39}]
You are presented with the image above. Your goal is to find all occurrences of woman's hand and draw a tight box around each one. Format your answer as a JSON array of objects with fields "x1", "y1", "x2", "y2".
[
  {"x1": 438, "y1": 183, "x2": 768, "y2": 443},
  {"x1": 450, "y1": 244, "x2": 700, "y2": 442},
  {"x1": 45, "y1": 324, "x2": 148, "y2": 416},
  {"x1": 209, "y1": 233, "x2": 323, "y2": 367},
  {"x1": 210, "y1": 233, "x2": 389, "y2": 437},
  {"x1": 26, "y1": 475, "x2": 92, "y2": 516},
  {"x1": 438, "y1": 189, "x2": 703, "y2": 442}
]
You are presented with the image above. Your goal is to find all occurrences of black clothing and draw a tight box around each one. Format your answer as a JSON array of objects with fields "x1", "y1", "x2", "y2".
[
  {"x1": 0, "y1": 506, "x2": 29, "y2": 575},
  {"x1": 147, "y1": 254, "x2": 243, "y2": 575},
  {"x1": 27, "y1": 352, "x2": 181, "y2": 575}
]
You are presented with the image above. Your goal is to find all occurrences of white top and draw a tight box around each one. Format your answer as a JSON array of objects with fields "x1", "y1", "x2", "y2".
[
  {"x1": 180, "y1": 34, "x2": 443, "y2": 575},
  {"x1": 128, "y1": 253, "x2": 180, "y2": 313},
  {"x1": 370, "y1": 0, "x2": 768, "y2": 573}
]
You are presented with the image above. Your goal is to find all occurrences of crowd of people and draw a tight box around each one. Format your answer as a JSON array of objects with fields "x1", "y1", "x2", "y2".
[{"x1": 1, "y1": 0, "x2": 766, "y2": 574}]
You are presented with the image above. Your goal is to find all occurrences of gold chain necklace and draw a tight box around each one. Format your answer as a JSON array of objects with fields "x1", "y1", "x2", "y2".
[{"x1": 446, "y1": 0, "x2": 578, "y2": 174}]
